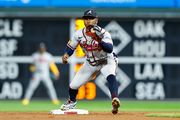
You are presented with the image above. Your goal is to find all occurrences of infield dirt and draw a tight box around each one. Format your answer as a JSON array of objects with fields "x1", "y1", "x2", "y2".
[{"x1": 0, "y1": 112, "x2": 179, "y2": 120}]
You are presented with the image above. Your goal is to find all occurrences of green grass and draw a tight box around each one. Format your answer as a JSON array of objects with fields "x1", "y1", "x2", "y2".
[
  {"x1": 120, "y1": 100, "x2": 180, "y2": 112},
  {"x1": 146, "y1": 113, "x2": 180, "y2": 118},
  {"x1": 0, "y1": 100, "x2": 180, "y2": 112},
  {"x1": 0, "y1": 100, "x2": 57, "y2": 112}
]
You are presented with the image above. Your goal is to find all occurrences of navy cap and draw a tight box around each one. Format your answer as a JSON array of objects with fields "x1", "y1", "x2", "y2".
[{"x1": 82, "y1": 9, "x2": 98, "y2": 19}]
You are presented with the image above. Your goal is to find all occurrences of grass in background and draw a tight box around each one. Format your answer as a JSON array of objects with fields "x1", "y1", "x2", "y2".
[
  {"x1": 120, "y1": 100, "x2": 180, "y2": 112},
  {"x1": 146, "y1": 113, "x2": 180, "y2": 118},
  {"x1": 0, "y1": 100, "x2": 57, "y2": 112},
  {"x1": 0, "y1": 100, "x2": 180, "y2": 112}
]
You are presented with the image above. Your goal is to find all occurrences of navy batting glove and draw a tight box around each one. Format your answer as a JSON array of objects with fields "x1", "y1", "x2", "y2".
[{"x1": 93, "y1": 25, "x2": 106, "y2": 38}]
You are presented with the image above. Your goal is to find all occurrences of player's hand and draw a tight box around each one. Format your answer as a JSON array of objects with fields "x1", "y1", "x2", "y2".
[
  {"x1": 93, "y1": 25, "x2": 106, "y2": 38},
  {"x1": 54, "y1": 74, "x2": 60, "y2": 80},
  {"x1": 62, "y1": 53, "x2": 69, "y2": 64}
]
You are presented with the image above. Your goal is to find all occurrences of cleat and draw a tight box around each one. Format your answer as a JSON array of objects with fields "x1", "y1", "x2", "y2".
[
  {"x1": 60, "y1": 99, "x2": 77, "y2": 110},
  {"x1": 22, "y1": 99, "x2": 30, "y2": 106},
  {"x1": 52, "y1": 99, "x2": 60, "y2": 105},
  {"x1": 111, "y1": 97, "x2": 120, "y2": 114}
]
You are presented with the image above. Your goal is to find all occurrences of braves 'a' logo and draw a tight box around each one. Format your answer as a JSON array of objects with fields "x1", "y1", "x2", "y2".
[{"x1": 87, "y1": 10, "x2": 92, "y2": 15}]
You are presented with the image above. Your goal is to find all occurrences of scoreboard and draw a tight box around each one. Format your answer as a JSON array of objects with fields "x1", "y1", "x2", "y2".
[{"x1": 0, "y1": 18, "x2": 180, "y2": 100}]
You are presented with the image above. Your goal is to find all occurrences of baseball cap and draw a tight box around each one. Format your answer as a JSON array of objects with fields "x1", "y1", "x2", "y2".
[{"x1": 82, "y1": 9, "x2": 98, "y2": 19}]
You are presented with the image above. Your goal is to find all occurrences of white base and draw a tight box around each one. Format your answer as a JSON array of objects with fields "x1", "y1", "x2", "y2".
[{"x1": 50, "y1": 109, "x2": 89, "y2": 115}]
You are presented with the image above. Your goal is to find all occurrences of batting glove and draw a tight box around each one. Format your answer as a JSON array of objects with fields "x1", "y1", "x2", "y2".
[{"x1": 93, "y1": 25, "x2": 106, "y2": 38}]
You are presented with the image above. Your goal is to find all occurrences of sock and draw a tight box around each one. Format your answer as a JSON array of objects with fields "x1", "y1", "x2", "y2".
[
  {"x1": 69, "y1": 87, "x2": 78, "y2": 102},
  {"x1": 107, "y1": 74, "x2": 119, "y2": 99}
]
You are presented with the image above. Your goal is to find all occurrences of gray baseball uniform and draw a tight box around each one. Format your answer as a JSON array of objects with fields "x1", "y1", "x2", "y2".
[{"x1": 67, "y1": 27, "x2": 118, "y2": 89}]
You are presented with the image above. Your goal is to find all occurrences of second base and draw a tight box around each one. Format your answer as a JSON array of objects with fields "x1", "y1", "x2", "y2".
[{"x1": 50, "y1": 109, "x2": 89, "y2": 115}]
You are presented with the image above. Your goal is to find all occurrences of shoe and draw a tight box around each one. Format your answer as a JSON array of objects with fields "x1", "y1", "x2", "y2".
[
  {"x1": 60, "y1": 99, "x2": 77, "y2": 110},
  {"x1": 52, "y1": 99, "x2": 60, "y2": 105},
  {"x1": 22, "y1": 99, "x2": 30, "y2": 106},
  {"x1": 111, "y1": 97, "x2": 120, "y2": 114}
]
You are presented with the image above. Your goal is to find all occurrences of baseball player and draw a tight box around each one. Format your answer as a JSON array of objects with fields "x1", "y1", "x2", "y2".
[
  {"x1": 61, "y1": 9, "x2": 120, "y2": 114},
  {"x1": 22, "y1": 43, "x2": 60, "y2": 105}
]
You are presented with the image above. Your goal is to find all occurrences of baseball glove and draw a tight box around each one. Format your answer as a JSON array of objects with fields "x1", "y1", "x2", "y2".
[{"x1": 93, "y1": 25, "x2": 106, "y2": 38}]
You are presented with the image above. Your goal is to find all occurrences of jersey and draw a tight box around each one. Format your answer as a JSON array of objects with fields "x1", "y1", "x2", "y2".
[
  {"x1": 67, "y1": 27, "x2": 114, "y2": 66},
  {"x1": 68, "y1": 27, "x2": 118, "y2": 89},
  {"x1": 32, "y1": 52, "x2": 53, "y2": 78}
]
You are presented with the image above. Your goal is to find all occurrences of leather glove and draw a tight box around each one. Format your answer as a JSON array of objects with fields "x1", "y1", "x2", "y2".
[{"x1": 93, "y1": 25, "x2": 106, "y2": 38}]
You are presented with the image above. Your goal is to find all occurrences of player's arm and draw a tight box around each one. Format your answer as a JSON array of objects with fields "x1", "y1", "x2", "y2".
[
  {"x1": 62, "y1": 45, "x2": 74, "y2": 64},
  {"x1": 29, "y1": 54, "x2": 36, "y2": 72},
  {"x1": 93, "y1": 25, "x2": 113, "y2": 53},
  {"x1": 99, "y1": 40, "x2": 113, "y2": 53},
  {"x1": 62, "y1": 32, "x2": 79, "y2": 64}
]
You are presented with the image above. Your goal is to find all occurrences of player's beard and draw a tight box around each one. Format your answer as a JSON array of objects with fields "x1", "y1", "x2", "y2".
[
  {"x1": 84, "y1": 18, "x2": 98, "y2": 32},
  {"x1": 86, "y1": 25, "x2": 94, "y2": 32}
]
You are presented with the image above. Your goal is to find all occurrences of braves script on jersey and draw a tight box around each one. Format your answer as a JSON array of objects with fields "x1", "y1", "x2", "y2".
[{"x1": 67, "y1": 28, "x2": 115, "y2": 66}]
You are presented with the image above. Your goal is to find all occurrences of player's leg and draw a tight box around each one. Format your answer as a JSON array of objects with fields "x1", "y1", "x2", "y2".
[
  {"x1": 42, "y1": 77, "x2": 60, "y2": 105},
  {"x1": 22, "y1": 75, "x2": 41, "y2": 105},
  {"x1": 61, "y1": 61, "x2": 99, "y2": 110},
  {"x1": 100, "y1": 57, "x2": 120, "y2": 114}
]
